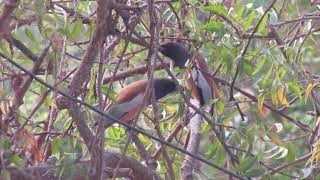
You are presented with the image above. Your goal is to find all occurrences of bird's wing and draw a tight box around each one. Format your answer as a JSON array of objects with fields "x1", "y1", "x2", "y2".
[
  {"x1": 105, "y1": 93, "x2": 144, "y2": 120},
  {"x1": 117, "y1": 80, "x2": 147, "y2": 103},
  {"x1": 191, "y1": 68, "x2": 212, "y2": 105}
]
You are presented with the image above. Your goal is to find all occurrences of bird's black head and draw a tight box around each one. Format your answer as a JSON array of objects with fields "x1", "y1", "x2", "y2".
[
  {"x1": 159, "y1": 42, "x2": 189, "y2": 68},
  {"x1": 153, "y1": 78, "x2": 179, "y2": 100}
]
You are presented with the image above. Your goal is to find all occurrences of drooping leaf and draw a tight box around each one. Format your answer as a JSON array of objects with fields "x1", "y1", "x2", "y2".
[
  {"x1": 46, "y1": 96, "x2": 57, "y2": 109},
  {"x1": 277, "y1": 87, "x2": 289, "y2": 106},
  {"x1": 257, "y1": 93, "x2": 265, "y2": 115},
  {"x1": 286, "y1": 143, "x2": 296, "y2": 162},
  {"x1": 305, "y1": 82, "x2": 318, "y2": 102},
  {"x1": 207, "y1": 138, "x2": 220, "y2": 158},
  {"x1": 70, "y1": 18, "x2": 83, "y2": 40},
  {"x1": 63, "y1": 118, "x2": 73, "y2": 130},
  {"x1": 25, "y1": 28, "x2": 37, "y2": 42}
]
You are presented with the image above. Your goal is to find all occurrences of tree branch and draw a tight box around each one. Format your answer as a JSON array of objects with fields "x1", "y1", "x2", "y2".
[
  {"x1": 0, "y1": 0, "x2": 19, "y2": 39},
  {"x1": 6, "y1": 152, "x2": 160, "y2": 180}
]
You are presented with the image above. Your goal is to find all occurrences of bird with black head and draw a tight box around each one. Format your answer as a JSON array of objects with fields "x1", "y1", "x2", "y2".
[
  {"x1": 159, "y1": 42, "x2": 219, "y2": 114},
  {"x1": 104, "y1": 78, "x2": 179, "y2": 127}
]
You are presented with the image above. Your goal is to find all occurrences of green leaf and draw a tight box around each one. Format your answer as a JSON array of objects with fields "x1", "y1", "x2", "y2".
[
  {"x1": 252, "y1": 57, "x2": 266, "y2": 76},
  {"x1": 201, "y1": 123, "x2": 211, "y2": 134},
  {"x1": 70, "y1": 18, "x2": 83, "y2": 40},
  {"x1": 202, "y1": 21, "x2": 224, "y2": 33},
  {"x1": 108, "y1": 127, "x2": 122, "y2": 139},
  {"x1": 203, "y1": 4, "x2": 227, "y2": 16},
  {"x1": 25, "y1": 28, "x2": 37, "y2": 42},
  {"x1": 0, "y1": 42, "x2": 11, "y2": 58},
  {"x1": 243, "y1": 11, "x2": 257, "y2": 31},
  {"x1": 234, "y1": 156, "x2": 257, "y2": 172},
  {"x1": 257, "y1": 14, "x2": 269, "y2": 35},
  {"x1": 277, "y1": 67, "x2": 287, "y2": 79},
  {"x1": 63, "y1": 118, "x2": 73, "y2": 130},
  {"x1": 101, "y1": 85, "x2": 117, "y2": 102},
  {"x1": 46, "y1": 96, "x2": 57, "y2": 108},
  {"x1": 52, "y1": 138, "x2": 63, "y2": 155},
  {"x1": 1, "y1": 138, "x2": 12, "y2": 151},
  {"x1": 260, "y1": 64, "x2": 273, "y2": 85},
  {"x1": 288, "y1": 82, "x2": 301, "y2": 100},
  {"x1": 260, "y1": 174, "x2": 274, "y2": 180},
  {"x1": 176, "y1": 101, "x2": 185, "y2": 118},
  {"x1": 207, "y1": 138, "x2": 220, "y2": 158},
  {"x1": 246, "y1": 130, "x2": 254, "y2": 152},
  {"x1": 215, "y1": 101, "x2": 224, "y2": 115},
  {"x1": 216, "y1": 147, "x2": 226, "y2": 164},
  {"x1": 244, "y1": 167, "x2": 266, "y2": 177},
  {"x1": 10, "y1": 154, "x2": 25, "y2": 166},
  {"x1": 286, "y1": 143, "x2": 296, "y2": 162}
]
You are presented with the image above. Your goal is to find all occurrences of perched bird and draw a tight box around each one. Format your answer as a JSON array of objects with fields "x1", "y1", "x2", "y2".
[
  {"x1": 159, "y1": 42, "x2": 219, "y2": 112},
  {"x1": 104, "y1": 78, "x2": 178, "y2": 127},
  {"x1": 159, "y1": 42, "x2": 190, "y2": 68},
  {"x1": 151, "y1": 43, "x2": 219, "y2": 159}
]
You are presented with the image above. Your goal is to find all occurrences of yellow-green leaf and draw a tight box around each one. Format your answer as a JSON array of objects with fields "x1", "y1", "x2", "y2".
[
  {"x1": 277, "y1": 87, "x2": 288, "y2": 106},
  {"x1": 270, "y1": 134, "x2": 281, "y2": 145},
  {"x1": 216, "y1": 101, "x2": 224, "y2": 115},
  {"x1": 305, "y1": 82, "x2": 318, "y2": 101},
  {"x1": 46, "y1": 96, "x2": 57, "y2": 109},
  {"x1": 203, "y1": 4, "x2": 227, "y2": 16},
  {"x1": 257, "y1": 93, "x2": 265, "y2": 115}
]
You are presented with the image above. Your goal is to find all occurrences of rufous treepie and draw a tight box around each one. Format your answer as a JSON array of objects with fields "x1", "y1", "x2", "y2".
[
  {"x1": 159, "y1": 42, "x2": 219, "y2": 113},
  {"x1": 104, "y1": 78, "x2": 178, "y2": 127}
]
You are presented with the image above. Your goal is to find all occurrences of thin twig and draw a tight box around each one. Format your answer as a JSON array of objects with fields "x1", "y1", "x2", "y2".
[{"x1": 229, "y1": 0, "x2": 278, "y2": 101}]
